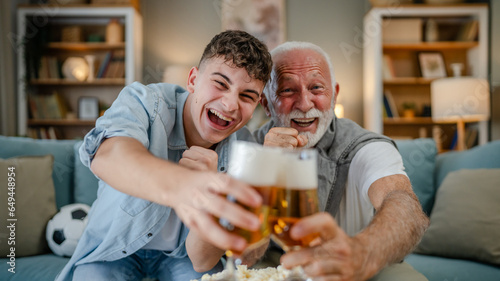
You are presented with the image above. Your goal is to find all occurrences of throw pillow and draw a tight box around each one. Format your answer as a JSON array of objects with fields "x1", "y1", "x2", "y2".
[
  {"x1": 0, "y1": 135, "x2": 78, "y2": 208},
  {"x1": 0, "y1": 155, "x2": 58, "y2": 257},
  {"x1": 415, "y1": 169, "x2": 500, "y2": 265}
]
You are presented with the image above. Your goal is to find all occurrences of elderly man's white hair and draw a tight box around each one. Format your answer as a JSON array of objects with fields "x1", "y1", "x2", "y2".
[{"x1": 263, "y1": 41, "x2": 337, "y2": 109}]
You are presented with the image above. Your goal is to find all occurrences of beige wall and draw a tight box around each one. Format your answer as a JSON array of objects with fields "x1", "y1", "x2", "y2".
[
  {"x1": 141, "y1": 0, "x2": 370, "y2": 125},
  {"x1": 4, "y1": 0, "x2": 495, "y2": 134},
  {"x1": 491, "y1": 1, "x2": 500, "y2": 140}
]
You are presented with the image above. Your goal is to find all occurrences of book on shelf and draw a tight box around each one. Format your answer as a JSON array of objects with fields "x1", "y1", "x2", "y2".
[
  {"x1": 465, "y1": 127, "x2": 478, "y2": 149},
  {"x1": 97, "y1": 52, "x2": 113, "y2": 78},
  {"x1": 104, "y1": 50, "x2": 125, "y2": 78},
  {"x1": 449, "y1": 130, "x2": 458, "y2": 151},
  {"x1": 28, "y1": 91, "x2": 69, "y2": 120},
  {"x1": 38, "y1": 56, "x2": 61, "y2": 80},
  {"x1": 385, "y1": 90, "x2": 399, "y2": 118},
  {"x1": 456, "y1": 20, "x2": 478, "y2": 42},
  {"x1": 383, "y1": 90, "x2": 399, "y2": 118},
  {"x1": 27, "y1": 127, "x2": 61, "y2": 140},
  {"x1": 382, "y1": 54, "x2": 395, "y2": 80}
]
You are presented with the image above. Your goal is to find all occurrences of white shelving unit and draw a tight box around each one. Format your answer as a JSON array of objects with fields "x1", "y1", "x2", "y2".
[
  {"x1": 363, "y1": 4, "x2": 489, "y2": 149},
  {"x1": 17, "y1": 5, "x2": 143, "y2": 138}
]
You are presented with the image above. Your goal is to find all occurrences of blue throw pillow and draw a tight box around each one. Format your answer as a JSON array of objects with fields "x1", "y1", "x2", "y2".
[
  {"x1": 0, "y1": 136, "x2": 77, "y2": 209},
  {"x1": 395, "y1": 138, "x2": 437, "y2": 215},
  {"x1": 436, "y1": 140, "x2": 500, "y2": 188},
  {"x1": 73, "y1": 141, "x2": 99, "y2": 206}
]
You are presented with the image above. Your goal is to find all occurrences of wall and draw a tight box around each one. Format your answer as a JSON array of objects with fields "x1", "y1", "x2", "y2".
[
  {"x1": 141, "y1": 0, "x2": 369, "y2": 125},
  {"x1": 491, "y1": 0, "x2": 500, "y2": 140}
]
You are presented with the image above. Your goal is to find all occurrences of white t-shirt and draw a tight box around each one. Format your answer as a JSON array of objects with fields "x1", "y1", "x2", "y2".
[{"x1": 334, "y1": 142, "x2": 407, "y2": 236}]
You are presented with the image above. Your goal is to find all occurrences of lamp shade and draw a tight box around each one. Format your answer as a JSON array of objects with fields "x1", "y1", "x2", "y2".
[{"x1": 431, "y1": 77, "x2": 490, "y2": 120}]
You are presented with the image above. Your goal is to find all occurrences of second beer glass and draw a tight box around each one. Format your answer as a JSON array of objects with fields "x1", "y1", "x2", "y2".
[{"x1": 269, "y1": 149, "x2": 319, "y2": 252}]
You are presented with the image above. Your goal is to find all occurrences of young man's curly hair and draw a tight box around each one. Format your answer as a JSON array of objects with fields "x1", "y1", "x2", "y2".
[{"x1": 199, "y1": 30, "x2": 272, "y2": 84}]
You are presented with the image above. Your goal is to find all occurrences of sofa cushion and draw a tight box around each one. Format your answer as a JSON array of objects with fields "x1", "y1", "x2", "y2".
[
  {"x1": 395, "y1": 138, "x2": 437, "y2": 215},
  {"x1": 0, "y1": 155, "x2": 58, "y2": 257},
  {"x1": 0, "y1": 136, "x2": 78, "y2": 209},
  {"x1": 435, "y1": 140, "x2": 500, "y2": 188},
  {"x1": 415, "y1": 169, "x2": 500, "y2": 266},
  {"x1": 405, "y1": 253, "x2": 500, "y2": 281},
  {"x1": 73, "y1": 141, "x2": 99, "y2": 206},
  {"x1": 0, "y1": 254, "x2": 69, "y2": 281}
]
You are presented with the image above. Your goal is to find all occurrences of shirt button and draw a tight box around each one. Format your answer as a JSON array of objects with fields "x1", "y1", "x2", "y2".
[
  {"x1": 147, "y1": 233, "x2": 153, "y2": 237},
  {"x1": 220, "y1": 166, "x2": 225, "y2": 172},
  {"x1": 122, "y1": 250, "x2": 127, "y2": 254}
]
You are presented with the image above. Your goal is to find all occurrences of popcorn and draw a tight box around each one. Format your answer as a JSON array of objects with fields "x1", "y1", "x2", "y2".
[{"x1": 192, "y1": 265, "x2": 293, "y2": 281}]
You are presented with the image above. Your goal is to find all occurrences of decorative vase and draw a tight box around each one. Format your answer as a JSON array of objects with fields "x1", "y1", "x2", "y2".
[
  {"x1": 84, "y1": 55, "x2": 96, "y2": 81},
  {"x1": 106, "y1": 19, "x2": 123, "y2": 44}
]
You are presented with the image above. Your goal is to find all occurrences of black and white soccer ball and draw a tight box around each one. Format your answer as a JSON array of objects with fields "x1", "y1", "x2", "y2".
[{"x1": 46, "y1": 203, "x2": 90, "y2": 257}]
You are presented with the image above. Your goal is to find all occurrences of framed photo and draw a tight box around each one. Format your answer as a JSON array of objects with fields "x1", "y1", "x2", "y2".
[
  {"x1": 78, "y1": 97, "x2": 99, "y2": 120},
  {"x1": 221, "y1": 0, "x2": 286, "y2": 50},
  {"x1": 418, "y1": 52, "x2": 447, "y2": 78}
]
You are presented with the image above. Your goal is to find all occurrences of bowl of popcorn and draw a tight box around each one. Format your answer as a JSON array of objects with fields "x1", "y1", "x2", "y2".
[{"x1": 192, "y1": 265, "x2": 301, "y2": 281}]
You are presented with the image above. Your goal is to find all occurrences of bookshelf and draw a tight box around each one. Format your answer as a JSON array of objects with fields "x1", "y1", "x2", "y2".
[
  {"x1": 363, "y1": 4, "x2": 489, "y2": 151},
  {"x1": 17, "y1": 5, "x2": 142, "y2": 139}
]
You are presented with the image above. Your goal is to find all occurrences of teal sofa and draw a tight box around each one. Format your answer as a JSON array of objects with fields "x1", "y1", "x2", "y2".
[
  {"x1": 396, "y1": 138, "x2": 500, "y2": 281},
  {"x1": 0, "y1": 136, "x2": 98, "y2": 281},
  {"x1": 0, "y1": 136, "x2": 499, "y2": 281}
]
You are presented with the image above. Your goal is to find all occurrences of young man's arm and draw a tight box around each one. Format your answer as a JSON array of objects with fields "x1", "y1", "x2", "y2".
[{"x1": 90, "y1": 136, "x2": 262, "y2": 253}]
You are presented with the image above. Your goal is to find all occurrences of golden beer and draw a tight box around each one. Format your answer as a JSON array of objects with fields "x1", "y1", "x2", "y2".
[
  {"x1": 222, "y1": 141, "x2": 283, "y2": 256},
  {"x1": 269, "y1": 187, "x2": 319, "y2": 250},
  {"x1": 269, "y1": 149, "x2": 319, "y2": 251},
  {"x1": 220, "y1": 186, "x2": 272, "y2": 255}
]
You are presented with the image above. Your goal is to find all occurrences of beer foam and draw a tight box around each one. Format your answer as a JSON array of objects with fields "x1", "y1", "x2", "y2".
[
  {"x1": 228, "y1": 141, "x2": 282, "y2": 186},
  {"x1": 284, "y1": 150, "x2": 318, "y2": 189}
]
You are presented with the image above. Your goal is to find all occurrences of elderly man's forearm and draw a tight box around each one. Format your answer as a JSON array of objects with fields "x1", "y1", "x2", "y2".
[{"x1": 354, "y1": 190, "x2": 429, "y2": 280}]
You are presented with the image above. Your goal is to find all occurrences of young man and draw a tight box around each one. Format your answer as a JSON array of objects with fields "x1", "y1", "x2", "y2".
[
  {"x1": 56, "y1": 30, "x2": 272, "y2": 281},
  {"x1": 255, "y1": 41, "x2": 429, "y2": 281}
]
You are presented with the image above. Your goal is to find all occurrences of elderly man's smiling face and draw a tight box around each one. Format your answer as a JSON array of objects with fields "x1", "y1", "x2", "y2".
[{"x1": 267, "y1": 49, "x2": 337, "y2": 148}]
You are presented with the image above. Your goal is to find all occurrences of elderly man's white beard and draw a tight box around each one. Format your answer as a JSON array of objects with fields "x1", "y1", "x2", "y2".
[{"x1": 271, "y1": 107, "x2": 335, "y2": 148}]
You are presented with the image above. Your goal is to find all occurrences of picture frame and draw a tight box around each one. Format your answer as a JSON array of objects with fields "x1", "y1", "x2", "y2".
[
  {"x1": 221, "y1": 0, "x2": 286, "y2": 50},
  {"x1": 418, "y1": 52, "x2": 447, "y2": 78},
  {"x1": 78, "y1": 96, "x2": 99, "y2": 120}
]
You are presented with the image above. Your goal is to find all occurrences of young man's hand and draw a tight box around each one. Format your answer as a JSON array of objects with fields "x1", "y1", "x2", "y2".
[{"x1": 179, "y1": 146, "x2": 218, "y2": 172}]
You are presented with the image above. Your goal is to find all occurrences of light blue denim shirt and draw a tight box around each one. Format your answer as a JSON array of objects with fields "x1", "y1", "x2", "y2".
[{"x1": 56, "y1": 82, "x2": 254, "y2": 280}]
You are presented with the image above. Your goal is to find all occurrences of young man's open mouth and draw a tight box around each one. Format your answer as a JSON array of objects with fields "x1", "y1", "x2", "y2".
[{"x1": 207, "y1": 108, "x2": 235, "y2": 129}]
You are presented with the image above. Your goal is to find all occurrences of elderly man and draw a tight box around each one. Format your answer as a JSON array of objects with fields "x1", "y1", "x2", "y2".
[{"x1": 254, "y1": 42, "x2": 429, "y2": 281}]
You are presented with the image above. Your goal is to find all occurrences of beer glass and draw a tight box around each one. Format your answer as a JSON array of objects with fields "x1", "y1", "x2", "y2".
[
  {"x1": 269, "y1": 149, "x2": 319, "y2": 252},
  {"x1": 269, "y1": 149, "x2": 318, "y2": 281},
  {"x1": 220, "y1": 141, "x2": 281, "y2": 279}
]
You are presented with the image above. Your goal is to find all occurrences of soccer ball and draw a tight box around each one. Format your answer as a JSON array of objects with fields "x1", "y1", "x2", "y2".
[{"x1": 46, "y1": 203, "x2": 90, "y2": 257}]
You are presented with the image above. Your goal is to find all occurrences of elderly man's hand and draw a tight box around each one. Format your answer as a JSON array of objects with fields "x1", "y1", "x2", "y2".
[
  {"x1": 263, "y1": 127, "x2": 308, "y2": 149},
  {"x1": 280, "y1": 212, "x2": 365, "y2": 281}
]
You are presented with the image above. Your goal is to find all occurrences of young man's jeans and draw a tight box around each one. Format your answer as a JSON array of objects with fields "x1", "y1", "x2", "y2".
[{"x1": 73, "y1": 249, "x2": 223, "y2": 281}]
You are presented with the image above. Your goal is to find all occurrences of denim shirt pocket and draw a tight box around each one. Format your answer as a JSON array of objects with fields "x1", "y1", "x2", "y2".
[{"x1": 120, "y1": 195, "x2": 153, "y2": 217}]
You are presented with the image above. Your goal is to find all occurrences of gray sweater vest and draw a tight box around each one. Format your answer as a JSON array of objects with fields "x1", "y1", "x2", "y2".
[{"x1": 254, "y1": 116, "x2": 395, "y2": 217}]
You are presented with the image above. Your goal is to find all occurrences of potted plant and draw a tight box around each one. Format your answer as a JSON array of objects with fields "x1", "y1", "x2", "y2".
[{"x1": 402, "y1": 102, "x2": 417, "y2": 118}]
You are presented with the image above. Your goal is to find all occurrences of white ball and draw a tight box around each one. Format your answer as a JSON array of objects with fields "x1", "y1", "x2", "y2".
[{"x1": 46, "y1": 203, "x2": 90, "y2": 257}]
